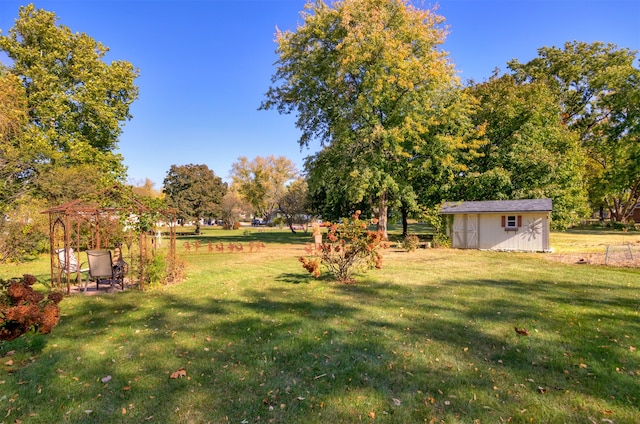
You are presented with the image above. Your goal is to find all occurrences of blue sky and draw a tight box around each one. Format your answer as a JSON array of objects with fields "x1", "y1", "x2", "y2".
[{"x1": 1, "y1": 0, "x2": 638, "y2": 189}]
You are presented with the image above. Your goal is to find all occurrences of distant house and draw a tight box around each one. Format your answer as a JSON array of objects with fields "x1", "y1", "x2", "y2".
[
  {"x1": 634, "y1": 203, "x2": 640, "y2": 223},
  {"x1": 440, "y1": 199, "x2": 552, "y2": 252}
]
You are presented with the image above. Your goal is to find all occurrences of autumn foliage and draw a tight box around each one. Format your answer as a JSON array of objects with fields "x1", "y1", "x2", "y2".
[
  {"x1": 300, "y1": 211, "x2": 385, "y2": 283},
  {"x1": 0, "y1": 274, "x2": 64, "y2": 341}
]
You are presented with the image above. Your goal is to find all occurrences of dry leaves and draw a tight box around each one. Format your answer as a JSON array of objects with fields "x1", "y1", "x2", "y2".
[{"x1": 170, "y1": 367, "x2": 187, "y2": 379}]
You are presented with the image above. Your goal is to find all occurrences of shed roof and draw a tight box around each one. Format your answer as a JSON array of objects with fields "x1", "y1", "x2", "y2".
[{"x1": 441, "y1": 198, "x2": 552, "y2": 214}]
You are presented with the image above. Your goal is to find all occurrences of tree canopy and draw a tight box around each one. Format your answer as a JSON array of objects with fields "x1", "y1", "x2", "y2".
[
  {"x1": 0, "y1": 4, "x2": 139, "y2": 203},
  {"x1": 0, "y1": 70, "x2": 29, "y2": 213},
  {"x1": 278, "y1": 177, "x2": 311, "y2": 233},
  {"x1": 508, "y1": 41, "x2": 640, "y2": 222},
  {"x1": 163, "y1": 164, "x2": 227, "y2": 234},
  {"x1": 262, "y1": 0, "x2": 478, "y2": 238},
  {"x1": 230, "y1": 155, "x2": 298, "y2": 222},
  {"x1": 454, "y1": 74, "x2": 589, "y2": 229}
]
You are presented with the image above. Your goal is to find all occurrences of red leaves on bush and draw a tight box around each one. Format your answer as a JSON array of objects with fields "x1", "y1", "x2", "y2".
[
  {"x1": 299, "y1": 257, "x2": 321, "y2": 278},
  {"x1": 0, "y1": 274, "x2": 64, "y2": 341},
  {"x1": 301, "y1": 211, "x2": 385, "y2": 283}
]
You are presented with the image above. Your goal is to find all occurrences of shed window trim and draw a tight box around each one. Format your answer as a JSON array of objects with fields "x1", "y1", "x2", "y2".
[{"x1": 502, "y1": 215, "x2": 522, "y2": 231}]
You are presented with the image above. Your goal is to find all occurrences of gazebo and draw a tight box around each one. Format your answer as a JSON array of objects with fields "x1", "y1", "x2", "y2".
[{"x1": 42, "y1": 186, "x2": 178, "y2": 294}]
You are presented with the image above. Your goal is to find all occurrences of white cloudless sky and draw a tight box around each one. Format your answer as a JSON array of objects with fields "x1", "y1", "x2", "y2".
[{"x1": 1, "y1": 0, "x2": 638, "y2": 188}]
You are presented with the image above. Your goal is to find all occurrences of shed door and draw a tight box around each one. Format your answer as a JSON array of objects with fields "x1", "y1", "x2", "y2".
[{"x1": 453, "y1": 214, "x2": 478, "y2": 249}]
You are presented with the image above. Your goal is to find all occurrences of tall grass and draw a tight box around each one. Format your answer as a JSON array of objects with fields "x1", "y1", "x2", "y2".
[{"x1": 1, "y1": 227, "x2": 639, "y2": 423}]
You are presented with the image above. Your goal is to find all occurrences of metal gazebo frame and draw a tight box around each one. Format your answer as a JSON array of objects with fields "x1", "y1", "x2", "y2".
[{"x1": 42, "y1": 188, "x2": 177, "y2": 294}]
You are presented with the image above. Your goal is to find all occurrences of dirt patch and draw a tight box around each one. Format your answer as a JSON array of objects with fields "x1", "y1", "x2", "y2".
[{"x1": 545, "y1": 247, "x2": 640, "y2": 268}]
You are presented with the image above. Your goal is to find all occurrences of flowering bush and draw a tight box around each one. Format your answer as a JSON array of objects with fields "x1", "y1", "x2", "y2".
[
  {"x1": 299, "y1": 211, "x2": 385, "y2": 283},
  {"x1": 402, "y1": 233, "x2": 420, "y2": 251},
  {"x1": 0, "y1": 274, "x2": 64, "y2": 341}
]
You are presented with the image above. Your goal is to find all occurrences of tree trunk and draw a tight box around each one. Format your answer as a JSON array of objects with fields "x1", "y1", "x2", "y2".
[
  {"x1": 401, "y1": 204, "x2": 408, "y2": 237},
  {"x1": 376, "y1": 191, "x2": 389, "y2": 240}
]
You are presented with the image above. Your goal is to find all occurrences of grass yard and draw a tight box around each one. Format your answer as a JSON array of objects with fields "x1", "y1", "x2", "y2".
[{"x1": 1, "y1": 227, "x2": 639, "y2": 423}]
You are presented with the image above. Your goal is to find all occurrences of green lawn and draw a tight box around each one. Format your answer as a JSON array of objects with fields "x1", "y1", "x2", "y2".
[{"x1": 1, "y1": 227, "x2": 639, "y2": 423}]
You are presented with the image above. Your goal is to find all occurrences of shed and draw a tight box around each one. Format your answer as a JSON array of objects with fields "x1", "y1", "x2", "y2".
[{"x1": 440, "y1": 199, "x2": 552, "y2": 252}]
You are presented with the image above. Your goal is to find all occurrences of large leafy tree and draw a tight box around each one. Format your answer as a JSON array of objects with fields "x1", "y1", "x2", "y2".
[
  {"x1": 163, "y1": 164, "x2": 227, "y2": 234},
  {"x1": 508, "y1": 41, "x2": 640, "y2": 222},
  {"x1": 0, "y1": 4, "x2": 139, "y2": 203},
  {"x1": 0, "y1": 69, "x2": 29, "y2": 213},
  {"x1": 261, "y1": 0, "x2": 475, "y2": 239},
  {"x1": 454, "y1": 74, "x2": 588, "y2": 229},
  {"x1": 230, "y1": 155, "x2": 298, "y2": 222}
]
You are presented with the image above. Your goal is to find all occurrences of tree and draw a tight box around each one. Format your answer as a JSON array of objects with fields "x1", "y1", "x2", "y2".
[
  {"x1": 230, "y1": 155, "x2": 297, "y2": 222},
  {"x1": 454, "y1": 74, "x2": 588, "y2": 229},
  {"x1": 131, "y1": 178, "x2": 163, "y2": 198},
  {"x1": 261, "y1": 0, "x2": 475, "y2": 239},
  {"x1": 0, "y1": 69, "x2": 29, "y2": 213},
  {"x1": 163, "y1": 164, "x2": 227, "y2": 234},
  {"x1": 305, "y1": 146, "x2": 374, "y2": 222},
  {"x1": 218, "y1": 189, "x2": 252, "y2": 229},
  {"x1": 508, "y1": 41, "x2": 640, "y2": 222},
  {"x1": 0, "y1": 4, "x2": 139, "y2": 202},
  {"x1": 278, "y1": 178, "x2": 311, "y2": 233}
]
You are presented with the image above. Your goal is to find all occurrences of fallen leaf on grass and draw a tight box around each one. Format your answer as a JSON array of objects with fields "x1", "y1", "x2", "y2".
[
  {"x1": 392, "y1": 398, "x2": 401, "y2": 406},
  {"x1": 170, "y1": 368, "x2": 187, "y2": 379}
]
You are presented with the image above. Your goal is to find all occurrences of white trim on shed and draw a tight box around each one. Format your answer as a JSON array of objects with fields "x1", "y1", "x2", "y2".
[{"x1": 441, "y1": 199, "x2": 552, "y2": 252}]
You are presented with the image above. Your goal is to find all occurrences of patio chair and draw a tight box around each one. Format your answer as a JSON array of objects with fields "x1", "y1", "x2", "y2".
[
  {"x1": 86, "y1": 249, "x2": 125, "y2": 291},
  {"x1": 55, "y1": 248, "x2": 89, "y2": 288}
]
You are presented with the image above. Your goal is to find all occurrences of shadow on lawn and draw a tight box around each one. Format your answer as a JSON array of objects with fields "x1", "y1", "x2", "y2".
[{"x1": 2, "y1": 275, "x2": 638, "y2": 423}]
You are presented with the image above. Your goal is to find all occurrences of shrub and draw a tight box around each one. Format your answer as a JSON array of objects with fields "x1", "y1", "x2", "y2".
[
  {"x1": 0, "y1": 199, "x2": 49, "y2": 264},
  {"x1": 402, "y1": 233, "x2": 420, "y2": 251},
  {"x1": 299, "y1": 211, "x2": 384, "y2": 283},
  {"x1": 144, "y1": 252, "x2": 186, "y2": 287},
  {"x1": 146, "y1": 253, "x2": 167, "y2": 286},
  {"x1": 0, "y1": 274, "x2": 64, "y2": 341}
]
